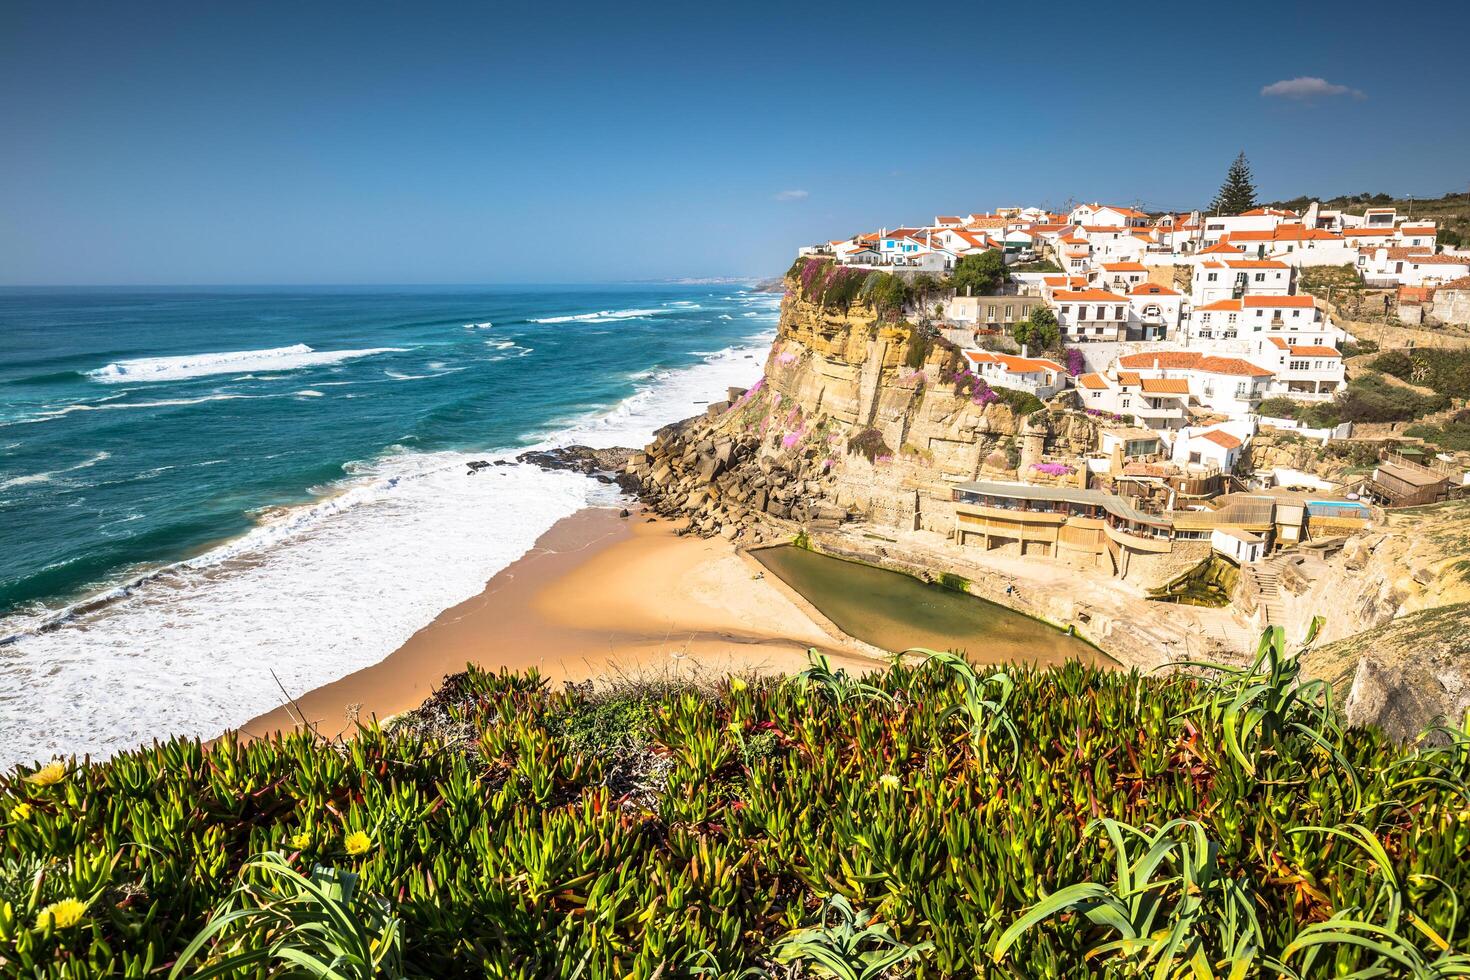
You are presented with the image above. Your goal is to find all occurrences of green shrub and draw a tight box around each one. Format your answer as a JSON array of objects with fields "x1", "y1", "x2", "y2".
[
  {"x1": 990, "y1": 386, "x2": 1045, "y2": 416},
  {"x1": 1406, "y1": 410, "x2": 1470, "y2": 451},
  {"x1": 1, "y1": 648, "x2": 1465, "y2": 976},
  {"x1": 1256, "y1": 396, "x2": 1304, "y2": 420},
  {"x1": 902, "y1": 323, "x2": 931, "y2": 368},
  {"x1": 1336, "y1": 373, "x2": 1450, "y2": 423},
  {"x1": 846, "y1": 427, "x2": 892, "y2": 462},
  {"x1": 1372, "y1": 348, "x2": 1470, "y2": 400}
]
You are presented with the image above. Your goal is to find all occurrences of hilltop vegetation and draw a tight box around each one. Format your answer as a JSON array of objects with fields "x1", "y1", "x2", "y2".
[
  {"x1": 1260, "y1": 190, "x2": 1470, "y2": 245},
  {"x1": 2, "y1": 636, "x2": 1467, "y2": 978}
]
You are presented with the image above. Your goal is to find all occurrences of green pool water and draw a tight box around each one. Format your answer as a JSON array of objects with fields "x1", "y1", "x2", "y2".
[{"x1": 753, "y1": 545, "x2": 1111, "y2": 668}]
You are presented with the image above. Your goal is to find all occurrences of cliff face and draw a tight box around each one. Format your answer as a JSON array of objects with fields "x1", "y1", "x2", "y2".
[{"x1": 629, "y1": 283, "x2": 1098, "y2": 539}]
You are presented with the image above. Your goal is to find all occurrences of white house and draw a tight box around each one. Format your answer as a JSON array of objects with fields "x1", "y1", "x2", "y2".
[
  {"x1": 1186, "y1": 294, "x2": 1335, "y2": 348},
  {"x1": 1254, "y1": 337, "x2": 1345, "y2": 400},
  {"x1": 1212, "y1": 527, "x2": 1266, "y2": 563},
  {"x1": 1175, "y1": 427, "x2": 1247, "y2": 471},
  {"x1": 961, "y1": 349, "x2": 1065, "y2": 398},
  {"x1": 1191, "y1": 259, "x2": 1292, "y2": 306},
  {"x1": 1358, "y1": 247, "x2": 1470, "y2": 288},
  {"x1": 1096, "y1": 262, "x2": 1150, "y2": 295},
  {"x1": 1200, "y1": 208, "x2": 1297, "y2": 247},
  {"x1": 1070, "y1": 204, "x2": 1150, "y2": 228},
  {"x1": 1055, "y1": 235, "x2": 1092, "y2": 274},
  {"x1": 1116, "y1": 351, "x2": 1274, "y2": 416},
  {"x1": 1051, "y1": 288, "x2": 1128, "y2": 341},
  {"x1": 1126, "y1": 282, "x2": 1182, "y2": 340},
  {"x1": 1076, "y1": 371, "x2": 1190, "y2": 431}
]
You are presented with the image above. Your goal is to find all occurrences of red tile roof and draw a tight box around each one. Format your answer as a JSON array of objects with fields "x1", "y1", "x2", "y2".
[
  {"x1": 1289, "y1": 345, "x2": 1341, "y2": 357},
  {"x1": 1141, "y1": 378, "x2": 1189, "y2": 394},
  {"x1": 1117, "y1": 351, "x2": 1273, "y2": 377},
  {"x1": 1202, "y1": 430, "x2": 1243, "y2": 449},
  {"x1": 1053, "y1": 289, "x2": 1128, "y2": 302},
  {"x1": 1130, "y1": 283, "x2": 1179, "y2": 296},
  {"x1": 1077, "y1": 372, "x2": 1109, "y2": 390},
  {"x1": 963, "y1": 350, "x2": 1063, "y2": 374},
  {"x1": 1101, "y1": 262, "x2": 1147, "y2": 271}
]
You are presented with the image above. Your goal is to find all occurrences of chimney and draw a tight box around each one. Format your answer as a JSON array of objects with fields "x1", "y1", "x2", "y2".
[{"x1": 1021, "y1": 344, "x2": 1029, "y2": 358}]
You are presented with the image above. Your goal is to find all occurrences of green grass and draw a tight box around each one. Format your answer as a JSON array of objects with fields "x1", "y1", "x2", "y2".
[{"x1": 1, "y1": 648, "x2": 1467, "y2": 977}]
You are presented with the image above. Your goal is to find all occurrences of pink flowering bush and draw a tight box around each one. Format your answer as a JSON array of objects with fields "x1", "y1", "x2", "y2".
[
  {"x1": 1064, "y1": 347, "x2": 1085, "y2": 377},
  {"x1": 1030, "y1": 462, "x2": 1076, "y2": 476}
]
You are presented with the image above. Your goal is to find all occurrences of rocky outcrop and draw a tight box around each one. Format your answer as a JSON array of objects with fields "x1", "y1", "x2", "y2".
[
  {"x1": 627, "y1": 281, "x2": 1097, "y2": 540},
  {"x1": 1307, "y1": 603, "x2": 1470, "y2": 741}
]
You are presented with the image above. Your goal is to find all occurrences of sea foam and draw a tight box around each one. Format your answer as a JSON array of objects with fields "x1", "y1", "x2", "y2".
[
  {"x1": 88, "y1": 344, "x2": 406, "y2": 383},
  {"x1": 0, "y1": 323, "x2": 776, "y2": 769}
]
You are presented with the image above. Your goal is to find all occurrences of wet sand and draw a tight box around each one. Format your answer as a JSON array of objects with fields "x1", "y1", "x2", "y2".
[{"x1": 241, "y1": 507, "x2": 876, "y2": 740}]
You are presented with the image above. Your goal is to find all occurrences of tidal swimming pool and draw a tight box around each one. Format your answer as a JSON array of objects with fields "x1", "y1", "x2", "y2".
[{"x1": 753, "y1": 545, "x2": 1112, "y2": 668}]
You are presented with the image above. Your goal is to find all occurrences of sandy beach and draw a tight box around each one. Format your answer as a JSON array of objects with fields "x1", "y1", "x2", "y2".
[{"x1": 242, "y1": 507, "x2": 877, "y2": 740}]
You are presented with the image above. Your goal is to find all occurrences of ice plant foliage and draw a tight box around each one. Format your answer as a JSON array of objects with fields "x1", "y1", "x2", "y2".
[{"x1": 0, "y1": 633, "x2": 1466, "y2": 975}]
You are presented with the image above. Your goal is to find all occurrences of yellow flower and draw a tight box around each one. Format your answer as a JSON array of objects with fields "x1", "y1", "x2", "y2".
[
  {"x1": 878, "y1": 773, "x2": 902, "y2": 791},
  {"x1": 35, "y1": 898, "x2": 87, "y2": 930},
  {"x1": 291, "y1": 831, "x2": 312, "y2": 850},
  {"x1": 9, "y1": 802, "x2": 32, "y2": 821},
  {"x1": 730, "y1": 677, "x2": 748, "y2": 693},
  {"x1": 25, "y1": 761, "x2": 66, "y2": 786},
  {"x1": 344, "y1": 831, "x2": 373, "y2": 855}
]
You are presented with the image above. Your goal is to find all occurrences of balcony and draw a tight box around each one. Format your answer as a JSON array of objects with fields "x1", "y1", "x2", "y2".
[{"x1": 1104, "y1": 523, "x2": 1174, "y2": 554}]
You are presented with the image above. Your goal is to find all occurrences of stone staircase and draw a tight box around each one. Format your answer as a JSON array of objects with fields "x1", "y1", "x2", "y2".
[{"x1": 1243, "y1": 552, "x2": 1291, "y2": 628}]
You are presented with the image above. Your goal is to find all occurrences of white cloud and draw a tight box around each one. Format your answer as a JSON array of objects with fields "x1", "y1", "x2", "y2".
[
  {"x1": 1260, "y1": 76, "x2": 1366, "y2": 101},
  {"x1": 773, "y1": 189, "x2": 809, "y2": 202}
]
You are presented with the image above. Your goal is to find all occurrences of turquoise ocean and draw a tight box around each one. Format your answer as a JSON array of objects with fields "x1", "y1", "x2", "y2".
[{"x1": 0, "y1": 285, "x2": 777, "y2": 767}]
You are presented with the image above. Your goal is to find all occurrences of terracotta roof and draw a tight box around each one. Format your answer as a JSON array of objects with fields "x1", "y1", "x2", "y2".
[
  {"x1": 1201, "y1": 430, "x2": 1243, "y2": 449},
  {"x1": 1130, "y1": 283, "x2": 1179, "y2": 296},
  {"x1": 1043, "y1": 275, "x2": 1089, "y2": 288},
  {"x1": 1200, "y1": 242, "x2": 1245, "y2": 254},
  {"x1": 1223, "y1": 230, "x2": 1275, "y2": 241},
  {"x1": 962, "y1": 350, "x2": 1063, "y2": 374},
  {"x1": 1243, "y1": 294, "x2": 1315, "y2": 308},
  {"x1": 1435, "y1": 275, "x2": 1470, "y2": 290},
  {"x1": 1289, "y1": 345, "x2": 1341, "y2": 357},
  {"x1": 1240, "y1": 207, "x2": 1298, "y2": 217},
  {"x1": 1117, "y1": 351, "x2": 1273, "y2": 378},
  {"x1": 935, "y1": 216, "x2": 962, "y2": 223},
  {"x1": 1223, "y1": 259, "x2": 1288, "y2": 269},
  {"x1": 1408, "y1": 254, "x2": 1470, "y2": 266},
  {"x1": 1117, "y1": 371, "x2": 1143, "y2": 386},
  {"x1": 1102, "y1": 262, "x2": 1147, "y2": 271},
  {"x1": 1141, "y1": 378, "x2": 1189, "y2": 394},
  {"x1": 1077, "y1": 372, "x2": 1109, "y2": 390},
  {"x1": 1194, "y1": 299, "x2": 1243, "y2": 312},
  {"x1": 1343, "y1": 228, "x2": 1394, "y2": 237}
]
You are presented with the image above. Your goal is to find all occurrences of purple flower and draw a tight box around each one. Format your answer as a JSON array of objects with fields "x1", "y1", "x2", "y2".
[{"x1": 1030, "y1": 462, "x2": 1075, "y2": 476}]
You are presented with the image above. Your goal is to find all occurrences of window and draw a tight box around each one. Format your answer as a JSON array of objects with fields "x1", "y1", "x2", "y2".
[
  {"x1": 1114, "y1": 306, "x2": 1124, "y2": 319},
  {"x1": 987, "y1": 305, "x2": 997, "y2": 321},
  {"x1": 1255, "y1": 273, "x2": 1264, "y2": 282},
  {"x1": 1060, "y1": 305, "x2": 1070, "y2": 316},
  {"x1": 1291, "y1": 309, "x2": 1301, "y2": 317},
  {"x1": 1091, "y1": 391, "x2": 1101, "y2": 399},
  {"x1": 1227, "y1": 313, "x2": 1237, "y2": 325},
  {"x1": 1005, "y1": 305, "x2": 1014, "y2": 320},
  {"x1": 1235, "y1": 382, "x2": 1247, "y2": 397},
  {"x1": 1290, "y1": 360, "x2": 1310, "y2": 371},
  {"x1": 1207, "y1": 273, "x2": 1218, "y2": 282}
]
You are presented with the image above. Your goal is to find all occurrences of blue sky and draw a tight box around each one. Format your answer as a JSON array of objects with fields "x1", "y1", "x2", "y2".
[{"x1": 2, "y1": 0, "x2": 1467, "y2": 285}]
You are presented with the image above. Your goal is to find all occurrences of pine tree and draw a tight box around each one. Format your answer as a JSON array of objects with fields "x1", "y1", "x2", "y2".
[{"x1": 1210, "y1": 152, "x2": 1258, "y2": 215}]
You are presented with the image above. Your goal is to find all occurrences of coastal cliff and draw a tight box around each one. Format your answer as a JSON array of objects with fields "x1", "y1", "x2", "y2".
[{"x1": 629, "y1": 280, "x2": 1096, "y2": 541}]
